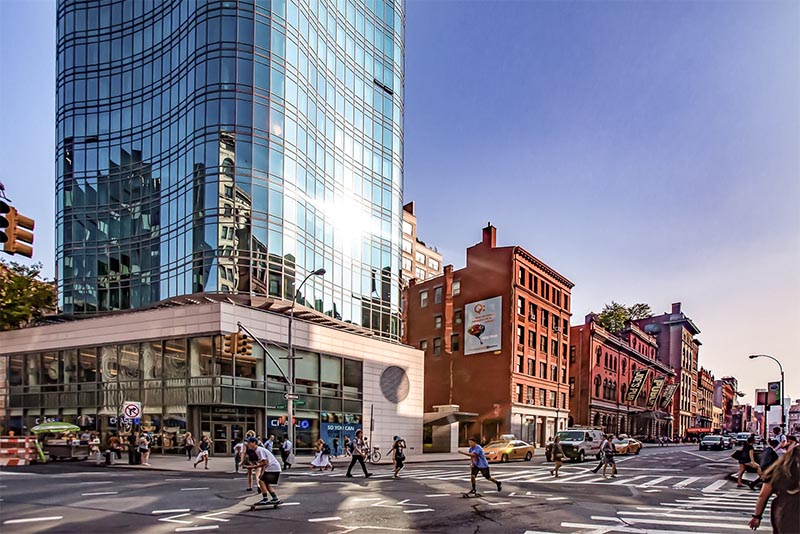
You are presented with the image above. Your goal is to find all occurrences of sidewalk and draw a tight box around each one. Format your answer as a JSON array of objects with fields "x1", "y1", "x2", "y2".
[{"x1": 96, "y1": 451, "x2": 467, "y2": 473}]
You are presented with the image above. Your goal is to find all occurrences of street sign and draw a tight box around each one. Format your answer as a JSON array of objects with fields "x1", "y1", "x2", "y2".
[
  {"x1": 294, "y1": 401, "x2": 306, "y2": 406},
  {"x1": 284, "y1": 393, "x2": 300, "y2": 400},
  {"x1": 123, "y1": 401, "x2": 142, "y2": 419}
]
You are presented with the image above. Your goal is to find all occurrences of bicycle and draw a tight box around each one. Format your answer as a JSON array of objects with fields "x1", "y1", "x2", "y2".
[{"x1": 367, "y1": 445, "x2": 381, "y2": 464}]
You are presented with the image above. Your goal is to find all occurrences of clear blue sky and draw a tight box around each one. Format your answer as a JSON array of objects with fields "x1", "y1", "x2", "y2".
[{"x1": 1, "y1": 1, "x2": 798, "y2": 405}]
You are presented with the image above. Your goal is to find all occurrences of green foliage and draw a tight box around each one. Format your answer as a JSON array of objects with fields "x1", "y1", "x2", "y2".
[
  {"x1": 595, "y1": 301, "x2": 653, "y2": 333},
  {"x1": 0, "y1": 260, "x2": 56, "y2": 331}
]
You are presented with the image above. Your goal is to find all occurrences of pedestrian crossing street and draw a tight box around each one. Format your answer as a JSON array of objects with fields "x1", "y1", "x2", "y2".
[
  {"x1": 524, "y1": 486, "x2": 771, "y2": 534},
  {"x1": 287, "y1": 465, "x2": 721, "y2": 491}
]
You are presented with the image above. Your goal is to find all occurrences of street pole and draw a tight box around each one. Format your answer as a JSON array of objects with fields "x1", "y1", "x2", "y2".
[
  {"x1": 749, "y1": 354, "x2": 785, "y2": 432},
  {"x1": 287, "y1": 268, "x2": 326, "y2": 449}
]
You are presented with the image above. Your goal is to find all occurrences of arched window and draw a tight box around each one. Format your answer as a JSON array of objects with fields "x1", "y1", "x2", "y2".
[
  {"x1": 593, "y1": 413, "x2": 601, "y2": 427},
  {"x1": 595, "y1": 347, "x2": 601, "y2": 366},
  {"x1": 604, "y1": 353, "x2": 609, "y2": 368},
  {"x1": 603, "y1": 379, "x2": 609, "y2": 399},
  {"x1": 622, "y1": 360, "x2": 627, "y2": 374},
  {"x1": 621, "y1": 383, "x2": 627, "y2": 400},
  {"x1": 594, "y1": 375, "x2": 601, "y2": 397}
]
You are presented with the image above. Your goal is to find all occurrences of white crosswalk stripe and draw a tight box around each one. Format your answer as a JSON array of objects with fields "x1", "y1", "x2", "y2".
[
  {"x1": 291, "y1": 466, "x2": 714, "y2": 490},
  {"x1": 548, "y1": 486, "x2": 773, "y2": 533}
]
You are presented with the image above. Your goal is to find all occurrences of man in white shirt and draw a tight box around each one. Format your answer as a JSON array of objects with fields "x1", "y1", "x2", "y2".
[
  {"x1": 772, "y1": 426, "x2": 788, "y2": 456},
  {"x1": 247, "y1": 437, "x2": 282, "y2": 505},
  {"x1": 280, "y1": 436, "x2": 293, "y2": 469}
]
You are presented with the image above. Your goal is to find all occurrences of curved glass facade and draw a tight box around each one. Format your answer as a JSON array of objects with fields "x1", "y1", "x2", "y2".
[{"x1": 56, "y1": 0, "x2": 404, "y2": 339}]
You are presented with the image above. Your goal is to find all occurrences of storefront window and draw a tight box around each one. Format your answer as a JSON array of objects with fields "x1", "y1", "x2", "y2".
[
  {"x1": 295, "y1": 350, "x2": 319, "y2": 394},
  {"x1": 189, "y1": 336, "x2": 214, "y2": 377},
  {"x1": 99, "y1": 345, "x2": 118, "y2": 383},
  {"x1": 164, "y1": 338, "x2": 187, "y2": 379},
  {"x1": 320, "y1": 354, "x2": 341, "y2": 396},
  {"x1": 143, "y1": 341, "x2": 162, "y2": 380},
  {"x1": 25, "y1": 354, "x2": 41, "y2": 387},
  {"x1": 42, "y1": 352, "x2": 60, "y2": 386},
  {"x1": 78, "y1": 347, "x2": 97, "y2": 383},
  {"x1": 266, "y1": 344, "x2": 289, "y2": 387},
  {"x1": 62, "y1": 350, "x2": 78, "y2": 385},
  {"x1": 9, "y1": 355, "x2": 24, "y2": 386},
  {"x1": 119, "y1": 344, "x2": 140, "y2": 385},
  {"x1": 343, "y1": 358, "x2": 362, "y2": 399}
]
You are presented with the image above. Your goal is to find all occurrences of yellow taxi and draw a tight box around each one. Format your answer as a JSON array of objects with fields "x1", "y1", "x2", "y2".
[
  {"x1": 482, "y1": 438, "x2": 535, "y2": 463},
  {"x1": 612, "y1": 435, "x2": 643, "y2": 455}
]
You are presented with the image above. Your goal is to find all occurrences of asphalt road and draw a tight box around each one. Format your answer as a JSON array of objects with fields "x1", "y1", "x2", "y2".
[{"x1": 0, "y1": 445, "x2": 768, "y2": 534}]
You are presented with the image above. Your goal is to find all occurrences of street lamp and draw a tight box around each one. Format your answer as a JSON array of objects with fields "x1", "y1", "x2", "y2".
[
  {"x1": 287, "y1": 268, "x2": 326, "y2": 449},
  {"x1": 749, "y1": 354, "x2": 785, "y2": 432}
]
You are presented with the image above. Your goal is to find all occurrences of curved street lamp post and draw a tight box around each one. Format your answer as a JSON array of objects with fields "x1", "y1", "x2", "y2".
[{"x1": 749, "y1": 354, "x2": 785, "y2": 433}]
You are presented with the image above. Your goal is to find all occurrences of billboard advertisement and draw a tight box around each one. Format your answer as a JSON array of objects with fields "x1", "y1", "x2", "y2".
[
  {"x1": 625, "y1": 369, "x2": 650, "y2": 403},
  {"x1": 464, "y1": 296, "x2": 502, "y2": 355},
  {"x1": 659, "y1": 383, "x2": 679, "y2": 410},
  {"x1": 646, "y1": 376, "x2": 666, "y2": 408},
  {"x1": 768, "y1": 382, "x2": 782, "y2": 406}
]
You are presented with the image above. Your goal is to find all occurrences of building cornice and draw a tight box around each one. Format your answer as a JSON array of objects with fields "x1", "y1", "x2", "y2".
[{"x1": 512, "y1": 246, "x2": 574, "y2": 289}]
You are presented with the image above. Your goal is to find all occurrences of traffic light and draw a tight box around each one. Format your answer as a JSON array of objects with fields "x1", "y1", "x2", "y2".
[
  {"x1": 238, "y1": 334, "x2": 253, "y2": 356},
  {"x1": 223, "y1": 333, "x2": 239, "y2": 354},
  {"x1": 1, "y1": 200, "x2": 35, "y2": 258}
]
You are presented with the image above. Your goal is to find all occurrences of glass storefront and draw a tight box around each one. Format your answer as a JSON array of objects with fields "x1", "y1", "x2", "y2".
[{"x1": 2, "y1": 333, "x2": 363, "y2": 455}]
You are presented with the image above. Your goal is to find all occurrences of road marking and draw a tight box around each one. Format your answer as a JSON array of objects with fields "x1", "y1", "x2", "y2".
[
  {"x1": 619, "y1": 510, "x2": 769, "y2": 523},
  {"x1": 644, "y1": 489, "x2": 661, "y2": 493},
  {"x1": 549, "y1": 473, "x2": 597, "y2": 483},
  {"x1": 180, "y1": 487, "x2": 209, "y2": 491},
  {"x1": 640, "y1": 476, "x2": 673, "y2": 487},
  {"x1": 308, "y1": 517, "x2": 342, "y2": 522},
  {"x1": 563, "y1": 521, "x2": 727, "y2": 534},
  {"x1": 404, "y1": 508, "x2": 434, "y2": 513},
  {"x1": 77, "y1": 481, "x2": 113, "y2": 485},
  {"x1": 621, "y1": 468, "x2": 684, "y2": 472},
  {"x1": 4, "y1": 517, "x2": 63, "y2": 525},
  {"x1": 82, "y1": 491, "x2": 118, "y2": 496},
  {"x1": 682, "y1": 450, "x2": 721, "y2": 462},
  {"x1": 546, "y1": 497, "x2": 568, "y2": 501},
  {"x1": 591, "y1": 514, "x2": 766, "y2": 530},
  {"x1": 425, "y1": 494, "x2": 450, "y2": 497},
  {"x1": 157, "y1": 513, "x2": 192, "y2": 524},
  {"x1": 152, "y1": 509, "x2": 191, "y2": 514},
  {"x1": 196, "y1": 512, "x2": 231, "y2": 522},
  {"x1": 353, "y1": 497, "x2": 382, "y2": 502},
  {"x1": 175, "y1": 527, "x2": 219, "y2": 532},
  {"x1": 672, "y1": 476, "x2": 703, "y2": 488},
  {"x1": 280, "y1": 502, "x2": 301, "y2": 506},
  {"x1": 166, "y1": 478, "x2": 192, "y2": 481},
  {"x1": 608, "y1": 475, "x2": 648, "y2": 485},
  {"x1": 702, "y1": 479, "x2": 728, "y2": 493}
]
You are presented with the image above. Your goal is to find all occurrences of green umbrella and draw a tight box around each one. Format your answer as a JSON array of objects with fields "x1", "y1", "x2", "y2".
[{"x1": 31, "y1": 422, "x2": 81, "y2": 434}]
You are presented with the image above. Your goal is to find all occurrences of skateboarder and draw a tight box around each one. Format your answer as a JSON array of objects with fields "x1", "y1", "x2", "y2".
[
  {"x1": 247, "y1": 437, "x2": 283, "y2": 506},
  {"x1": 459, "y1": 437, "x2": 502, "y2": 496}
]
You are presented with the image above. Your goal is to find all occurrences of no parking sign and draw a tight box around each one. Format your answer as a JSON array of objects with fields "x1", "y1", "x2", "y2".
[{"x1": 122, "y1": 401, "x2": 142, "y2": 420}]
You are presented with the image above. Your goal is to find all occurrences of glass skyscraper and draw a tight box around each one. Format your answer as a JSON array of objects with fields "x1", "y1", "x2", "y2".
[{"x1": 56, "y1": 0, "x2": 404, "y2": 339}]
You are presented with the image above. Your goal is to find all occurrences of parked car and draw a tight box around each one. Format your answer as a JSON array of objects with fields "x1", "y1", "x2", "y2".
[
  {"x1": 556, "y1": 428, "x2": 604, "y2": 462},
  {"x1": 613, "y1": 436, "x2": 643, "y2": 455},
  {"x1": 483, "y1": 439, "x2": 535, "y2": 463},
  {"x1": 721, "y1": 436, "x2": 733, "y2": 449},
  {"x1": 699, "y1": 435, "x2": 726, "y2": 451}
]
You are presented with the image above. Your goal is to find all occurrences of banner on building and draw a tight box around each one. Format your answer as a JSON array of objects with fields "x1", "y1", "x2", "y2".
[
  {"x1": 659, "y1": 384, "x2": 679, "y2": 410},
  {"x1": 464, "y1": 296, "x2": 502, "y2": 355},
  {"x1": 646, "y1": 376, "x2": 666, "y2": 408},
  {"x1": 625, "y1": 369, "x2": 650, "y2": 403},
  {"x1": 768, "y1": 382, "x2": 782, "y2": 406}
]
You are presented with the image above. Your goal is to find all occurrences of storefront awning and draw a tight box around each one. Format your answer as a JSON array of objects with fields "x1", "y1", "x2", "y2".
[
  {"x1": 686, "y1": 427, "x2": 713, "y2": 433},
  {"x1": 423, "y1": 411, "x2": 478, "y2": 426}
]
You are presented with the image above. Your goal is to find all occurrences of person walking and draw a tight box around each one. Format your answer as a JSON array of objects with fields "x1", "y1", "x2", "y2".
[
  {"x1": 549, "y1": 436, "x2": 564, "y2": 478},
  {"x1": 265, "y1": 434, "x2": 275, "y2": 454},
  {"x1": 601, "y1": 434, "x2": 617, "y2": 479},
  {"x1": 243, "y1": 439, "x2": 262, "y2": 491},
  {"x1": 332, "y1": 437, "x2": 340, "y2": 458},
  {"x1": 138, "y1": 434, "x2": 151, "y2": 466},
  {"x1": 459, "y1": 437, "x2": 502, "y2": 495},
  {"x1": 592, "y1": 434, "x2": 611, "y2": 474},
  {"x1": 343, "y1": 435, "x2": 352, "y2": 457},
  {"x1": 737, "y1": 435, "x2": 760, "y2": 488},
  {"x1": 194, "y1": 435, "x2": 211, "y2": 469},
  {"x1": 280, "y1": 436, "x2": 293, "y2": 469},
  {"x1": 310, "y1": 439, "x2": 332, "y2": 471},
  {"x1": 247, "y1": 437, "x2": 284, "y2": 506},
  {"x1": 392, "y1": 436, "x2": 407, "y2": 479},
  {"x1": 748, "y1": 444, "x2": 799, "y2": 533},
  {"x1": 749, "y1": 439, "x2": 781, "y2": 490},
  {"x1": 233, "y1": 437, "x2": 245, "y2": 473},
  {"x1": 771, "y1": 426, "x2": 788, "y2": 456},
  {"x1": 345, "y1": 429, "x2": 372, "y2": 478},
  {"x1": 183, "y1": 432, "x2": 195, "y2": 460}
]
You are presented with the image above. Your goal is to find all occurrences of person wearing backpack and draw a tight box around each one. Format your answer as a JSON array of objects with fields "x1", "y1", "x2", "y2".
[
  {"x1": 392, "y1": 436, "x2": 407, "y2": 479},
  {"x1": 311, "y1": 438, "x2": 334, "y2": 471}
]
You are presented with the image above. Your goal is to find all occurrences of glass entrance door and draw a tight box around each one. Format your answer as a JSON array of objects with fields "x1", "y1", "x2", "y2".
[{"x1": 213, "y1": 423, "x2": 244, "y2": 455}]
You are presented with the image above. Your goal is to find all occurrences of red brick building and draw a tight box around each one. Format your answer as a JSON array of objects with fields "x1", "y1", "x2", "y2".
[
  {"x1": 569, "y1": 315, "x2": 676, "y2": 439},
  {"x1": 694, "y1": 367, "x2": 715, "y2": 433},
  {"x1": 634, "y1": 303, "x2": 701, "y2": 438},
  {"x1": 403, "y1": 224, "x2": 573, "y2": 446}
]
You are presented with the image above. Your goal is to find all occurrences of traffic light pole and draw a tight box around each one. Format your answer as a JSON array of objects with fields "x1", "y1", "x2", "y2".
[{"x1": 236, "y1": 322, "x2": 290, "y2": 386}]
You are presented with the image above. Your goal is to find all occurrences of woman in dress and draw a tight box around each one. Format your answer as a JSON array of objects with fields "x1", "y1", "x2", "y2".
[
  {"x1": 183, "y1": 432, "x2": 195, "y2": 461},
  {"x1": 748, "y1": 442, "x2": 799, "y2": 533},
  {"x1": 310, "y1": 439, "x2": 333, "y2": 471},
  {"x1": 549, "y1": 436, "x2": 564, "y2": 478},
  {"x1": 737, "y1": 435, "x2": 760, "y2": 487},
  {"x1": 194, "y1": 435, "x2": 211, "y2": 469},
  {"x1": 392, "y1": 436, "x2": 406, "y2": 479}
]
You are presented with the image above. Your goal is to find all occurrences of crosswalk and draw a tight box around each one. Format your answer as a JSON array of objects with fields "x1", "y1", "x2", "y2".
[
  {"x1": 524, "y1": 485, "x2": 770, "y2": 534},
  {"x1": 286, "y1": 466, "x2": 718, "y2": 491}
]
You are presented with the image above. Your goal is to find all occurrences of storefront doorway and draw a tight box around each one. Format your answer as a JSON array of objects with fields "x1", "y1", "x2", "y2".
[{"x1": 212, "y1": 423, "x2": 244, "y2": 455}]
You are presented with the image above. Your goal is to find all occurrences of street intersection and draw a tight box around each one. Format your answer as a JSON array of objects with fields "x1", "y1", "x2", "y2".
[{"x1": 0, "y1": 445, "x2": 766, "y2": 534}]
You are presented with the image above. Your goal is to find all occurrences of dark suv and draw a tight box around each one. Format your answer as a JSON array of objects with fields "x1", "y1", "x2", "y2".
[{"x1": 699, "y1": 435, "x2": 725, "y2": 451}]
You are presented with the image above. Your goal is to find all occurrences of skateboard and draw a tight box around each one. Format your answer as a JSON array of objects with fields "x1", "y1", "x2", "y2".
[
  {"x1": 462, "y1": 492, "x2": 482, "y2": 498},
  {"x1": 248, "y1": 500, "x2": 282, "y2": 510}
]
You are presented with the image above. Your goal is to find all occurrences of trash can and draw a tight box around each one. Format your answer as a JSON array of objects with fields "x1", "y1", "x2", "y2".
[{"x1": 129, "y1": 449, "x2": 141, "y2": 465}]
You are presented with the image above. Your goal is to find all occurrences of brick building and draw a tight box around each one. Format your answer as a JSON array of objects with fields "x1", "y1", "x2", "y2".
[
  {"x1": 403, "y1": 224, "x2": 573, "y2": 446},
  {"x1": 569, "y1": 315, "x2": 676, "y2": 439},
  {"x1": 714, "y1": 376, "x2": 738, "y2": 433},
  {"x1": 401, "y1": 201, "x2": 443, "y2": 286},
  {"x1": 694, "y1": 367, "x2": 715, "y2": 433},
  {"x1": 634, "y1": 303, "x2": 701, "y2": 438}
]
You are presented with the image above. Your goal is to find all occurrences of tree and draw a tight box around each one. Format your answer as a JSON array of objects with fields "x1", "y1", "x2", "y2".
[
  {"x1": 595, "y1": 301, "x2": 653, "y2": 333},
  {"x1": 0, "y1": 260, "x2": 57, "y2": 331}
]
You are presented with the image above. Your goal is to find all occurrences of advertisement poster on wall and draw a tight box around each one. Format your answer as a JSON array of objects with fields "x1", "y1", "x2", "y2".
[{"x1": 464, "y1": 296, "x2": 502, "y2": 355}]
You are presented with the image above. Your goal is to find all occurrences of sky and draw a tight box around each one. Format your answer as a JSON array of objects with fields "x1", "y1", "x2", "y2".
[{"x1": 1, "y1": 1, "x2": 798, "y2": 406}]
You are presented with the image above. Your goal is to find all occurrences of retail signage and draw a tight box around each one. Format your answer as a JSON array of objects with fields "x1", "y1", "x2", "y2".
[
  {"x1": 646, "y1": 376, "x2": 666, "y2": 408},
  {"x1": 122, "y1": 401, "x2": 142, "y2": 419},
  {"x1": 659, "y1": 384, "x2": 679, "y2": 410},
  {"x1": 625, "y1": 369, "x2": 650, "y2": 403},
  {"x1": 284, "y1": 393, "x2": 300, "y2": 400},
  {"x1": 464, "y1": 296, "x2": 502, "y2": 355}
]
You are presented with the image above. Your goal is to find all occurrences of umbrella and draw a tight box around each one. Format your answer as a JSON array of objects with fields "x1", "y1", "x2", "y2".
[{"x1": 31, "y1": 422, "x2": 81, "y2": 434}]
